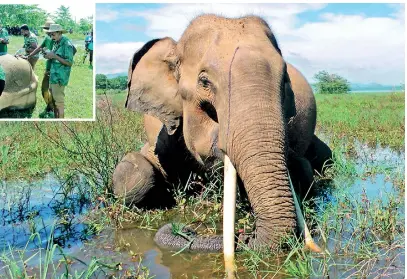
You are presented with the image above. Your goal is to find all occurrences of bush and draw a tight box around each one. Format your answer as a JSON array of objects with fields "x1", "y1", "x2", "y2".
[{"x1": 313, "y1": 70, "x2": 350, "y2": 94}]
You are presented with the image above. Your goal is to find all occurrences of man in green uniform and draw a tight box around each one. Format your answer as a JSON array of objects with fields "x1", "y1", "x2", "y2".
[
  {"x1": 84, "y1": 31, "x2": 93, "y2": 67},
  {"x1": 20, "y1": 24, "x2": 39, "y2": 69},
  {"x1": 27, "y1": 19, "x2": 55, "y2": 117},
  {"x1": 0, "y1": 64, "x2": 5, "y2": 96},
  {"x1": 0, "y1": 21, "x2": 9, "y2": 56},
  {"x1": 44, "y1": 24, "x2": 74, "y2": 119}
]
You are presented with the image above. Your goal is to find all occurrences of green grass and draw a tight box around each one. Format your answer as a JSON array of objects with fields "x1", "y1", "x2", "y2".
[
  {"x1": 1, "y1": 35, "x2": 93, "y2": 119},
  {"x1": 96, "y1": 89, "x2": 124, "y2": 95},
  {"x1": 315, "y1": 92, "x2": 405, "y2": 150}
]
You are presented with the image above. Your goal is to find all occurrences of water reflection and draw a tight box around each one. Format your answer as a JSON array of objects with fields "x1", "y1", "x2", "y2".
[{"x1": 0, "y1": 173, "x2": 92, "y2": 252}]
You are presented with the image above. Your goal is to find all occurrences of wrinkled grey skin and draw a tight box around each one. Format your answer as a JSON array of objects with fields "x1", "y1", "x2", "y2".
[{"x1": 114, "y1": 14, "x2": 333, "y2": 252}]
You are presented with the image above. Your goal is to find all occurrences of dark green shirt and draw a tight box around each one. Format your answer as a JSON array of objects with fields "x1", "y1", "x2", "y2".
[
  {"x1": 23, "y1": 32, "x2": 39, "y2": 58},
  {"x1": 40, "y1": 35, "x2": 54, "y2": 71},
  {"x1": 0, "y1": 28, "x2": 9, "y2": 54},
  {"x1": 50, "y1": 35, "x2": 73, "y2": 86}
]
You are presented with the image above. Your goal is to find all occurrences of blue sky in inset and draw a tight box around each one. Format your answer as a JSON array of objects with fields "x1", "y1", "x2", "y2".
[{"x1": 96, "y1": 3, "x2": 404, "y2": 85}]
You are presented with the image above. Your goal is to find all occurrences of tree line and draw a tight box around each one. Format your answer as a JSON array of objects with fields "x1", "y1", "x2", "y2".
[
  {"x1": 0, "y1": 4, "x2": 92, "y2": 34},
  {"x1": 96, "y1": 74, "x2": 127, "y2": 91}
]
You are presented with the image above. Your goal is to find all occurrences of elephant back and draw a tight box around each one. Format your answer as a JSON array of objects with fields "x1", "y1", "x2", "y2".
[{"x1": 0, "y1": 54, "x2": 38, "y2": 94}]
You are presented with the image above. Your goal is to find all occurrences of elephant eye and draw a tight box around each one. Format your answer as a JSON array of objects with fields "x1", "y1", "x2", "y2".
[{"x1": 198, "y1": 72, "x2": 212, "y2": 89}]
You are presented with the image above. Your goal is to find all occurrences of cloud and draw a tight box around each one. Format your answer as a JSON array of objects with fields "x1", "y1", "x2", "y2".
[
  {"x1": 122, "y1": 23, "x2": 146, "y2": 32},
  {"x1": 96, "y1": 9, "x2": 119, "y2": 22},
  {"x1": 96, "y1": 42, "x2": 144, "y2": 74},
  {"x1": 388, "y1": 3, "x2": 405, "y2": 21},
  {"x1": 126, "y1": 3, "x2": 326, "y2": 40},
  {"x1": 96, "y1": 3, "x2": 405, "y2": 84},
  {"x1": 281, "y1": 12, "x2": 404, "y2": 84}
]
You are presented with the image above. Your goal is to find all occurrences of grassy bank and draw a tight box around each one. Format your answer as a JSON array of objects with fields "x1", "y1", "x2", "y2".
[{"x1": 1, "y1": 35, "x2": 93, "y2": 119}]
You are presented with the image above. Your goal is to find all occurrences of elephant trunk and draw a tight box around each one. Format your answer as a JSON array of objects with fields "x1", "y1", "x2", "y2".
[{"x1": 223, "y1": 49, "x2": 297, "y2": 249}]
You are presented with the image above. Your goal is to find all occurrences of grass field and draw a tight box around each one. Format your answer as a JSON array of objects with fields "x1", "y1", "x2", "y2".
[
  {"x1": 0, "y1": 90, "x2": 404, "y2": 277},
  {"x1": 1, "y1": 35, "x2": 93, "y2": 119},
  {"x1": 315, "y1": 92, "x2": 405, "y2": 150}
]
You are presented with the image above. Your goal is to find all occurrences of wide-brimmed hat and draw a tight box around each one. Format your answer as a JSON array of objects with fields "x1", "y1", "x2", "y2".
[
  {"x1": 45, "y1": 24, "x2": 67, "y2": 34},
  {"x1": 41, "y1": 18, "x2": 55, "y2": 29}
]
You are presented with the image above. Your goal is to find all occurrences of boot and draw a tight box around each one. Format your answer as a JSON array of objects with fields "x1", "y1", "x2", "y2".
[{"x1": 54, "y1": 106, "x2": 64, "y2": 119}]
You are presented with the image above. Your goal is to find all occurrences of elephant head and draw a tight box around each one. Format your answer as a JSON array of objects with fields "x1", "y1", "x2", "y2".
[{"x1": 127, "y1": 15, "x2": 299, "y2": 250}]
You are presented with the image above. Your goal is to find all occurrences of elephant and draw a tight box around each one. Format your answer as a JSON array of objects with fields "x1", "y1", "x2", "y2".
[
  {"x1": 0, "y1": 54, "x2": 38, "y2": 112},
  {"x1": 113, "y1": 14, "x2": 332, "y2": 252}
]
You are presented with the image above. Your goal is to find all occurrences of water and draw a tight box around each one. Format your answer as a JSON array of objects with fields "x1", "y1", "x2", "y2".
[
  {"x1": 0, "y1": 144, "x2": 404, "y2": 278},
  {"x1": 0, "y1": 174, "x2": 93, "y2": 267},
  {"x1": 350, "y1": 90, "x2": 403, "y2": 94}
]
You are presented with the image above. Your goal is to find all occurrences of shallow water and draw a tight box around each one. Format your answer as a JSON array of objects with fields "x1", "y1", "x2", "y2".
[
  {"x1": 0, "y1": 174, "x2": 92, "y2": 267},
  {"x1": 0, "y1": 143, "x2": 404, "y2": 278}
]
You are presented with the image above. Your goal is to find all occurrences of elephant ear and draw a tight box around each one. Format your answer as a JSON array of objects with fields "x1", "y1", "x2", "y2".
[
  {"x1": 283, "y1": 68, "x2": 296, "y2": 120},
  {"x1": 126, "y1": 38, "x2": 182, "y2": 135}
]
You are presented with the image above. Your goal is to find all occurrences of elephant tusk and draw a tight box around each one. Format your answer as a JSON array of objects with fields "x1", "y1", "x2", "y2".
[
  {"x1": 287, "y1": 172, "x2": 322, "y2": 253},
  {"x1": 223, "y1": 155, "x2": 237, "y2": 279}
]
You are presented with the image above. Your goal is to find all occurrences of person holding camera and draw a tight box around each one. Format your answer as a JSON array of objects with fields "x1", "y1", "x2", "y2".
[{"x1": 43, "y1": 24, "x2": 74, "y2": 119}]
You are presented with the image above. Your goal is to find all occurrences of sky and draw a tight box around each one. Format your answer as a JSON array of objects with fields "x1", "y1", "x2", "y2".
[{"x1": 96, "y1": 3, "x2": 405, "y2": 85}]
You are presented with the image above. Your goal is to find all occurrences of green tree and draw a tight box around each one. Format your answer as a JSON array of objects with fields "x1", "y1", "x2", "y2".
[
  {"x1": 109, "y1": 76, "x2": 127, "y2": 90},
  {"x1": 313, "y1": 70, "x2": 350, "y2": 94},
  {"x1": 0, "y1": 4, "x2": 47, "y2": 30},
  {"x1": 53, "y1": 5, "x2": 75, "y2": 31},
  {"x1": 78, "y1": 16, "x2": 93, "y2": 33},
  {"x1": 96, "y1": 74, "x2": 108, "y2": 90}
]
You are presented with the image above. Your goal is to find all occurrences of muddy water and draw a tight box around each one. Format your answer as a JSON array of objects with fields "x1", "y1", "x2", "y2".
[
  {"x1": 0, "y1": 143, "x2": 404, "y2": 278},
  {"x1": 69, "y1": 229, "x2": 225, "y2": 278}
]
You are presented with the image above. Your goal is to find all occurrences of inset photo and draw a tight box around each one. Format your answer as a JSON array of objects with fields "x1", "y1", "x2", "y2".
[{"x1": 0, "y1": 3, "x2": 94, "y2": 120}]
